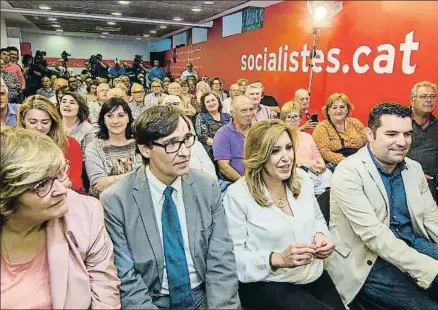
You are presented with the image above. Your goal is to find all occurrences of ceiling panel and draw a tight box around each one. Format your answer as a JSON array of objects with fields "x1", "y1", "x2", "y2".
[{"x1": 7, "y1": 1, "x2": 248, "y2": 38}]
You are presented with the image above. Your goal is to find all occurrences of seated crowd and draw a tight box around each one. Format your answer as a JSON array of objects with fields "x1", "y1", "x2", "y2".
[{"x1": 1, "y1": 50, "x2": 437, "y2": 310}]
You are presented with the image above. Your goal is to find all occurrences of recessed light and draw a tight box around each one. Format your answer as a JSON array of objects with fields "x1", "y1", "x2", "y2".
[
  {"x1": 48, "y1": 17, "x2": 57, "y2": 21},
  {"x1": 52, "y1": 24, "x2": 61, "y2": 28},
  {"x1": 203, "y1": 1, "x2": 214, "y2": 5},
  {"x1": 118, "y1": 1, "x2": 131, "y2": 4},
  {"x1": 191, "y1": 8, "x2": 202, "y2": 12},
  {"x1": 39, "y1": 5, "x2": 51, "y2": 10},
  {"x1": 173, "y1": 17, "x2": 183, "y2": 21},
  {"x1": 56, "y1": 29, "x2": 64, "y2": 32},
  {"x1": 159, "y1": 25, "x2": 167, "y2": 29},
  {"x1": 106, "y1": 21, "x2": 116, "y2": 25},
  {"x1": 100, "y1": 35, "x2": 106, "y2": 38},
  {"x1": 102, "y1": 32, "x2": 109, "y2": 35},
  {"x1": 149, "y1": 30, "x2": 157, "y2": 34},
  {"x1": 136, "y1": 37, "x2": 142, "y2": 40},
  {"x1": 111, "y1": 12, "x2": 122, "y2": 16},
  {"x1": 143, "y1": 34, "x2": 150, "y2": 37}
]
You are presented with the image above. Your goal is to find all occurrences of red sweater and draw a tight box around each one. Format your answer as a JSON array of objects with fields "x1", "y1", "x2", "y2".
[{"x1": 65, "y1": 137, "x2": 86, "y2": 194}]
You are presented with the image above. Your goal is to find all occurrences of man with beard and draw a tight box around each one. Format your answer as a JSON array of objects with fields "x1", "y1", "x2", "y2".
[{"x1": 327, "y1": 102, "x2": 438, "y2": 309}]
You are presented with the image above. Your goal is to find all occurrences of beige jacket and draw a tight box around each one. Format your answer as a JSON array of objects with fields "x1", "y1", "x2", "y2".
[{"x1": 326, "y1": 147, "x2": 438, "y2": 305}]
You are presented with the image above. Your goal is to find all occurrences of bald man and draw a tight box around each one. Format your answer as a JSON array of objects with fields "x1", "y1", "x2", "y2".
[
  {"x1": 213, "y1": 96, "x2": 254, "y2": 191},
  {"x1": 107, "y1": 87, "x2": 127, "y2": 101},
  {"x1": 294, "y1": 88, "x2": 318, "y2": 133},
  {"x1": 181, "y1": 62, "x2": 198, "y2": 80},
  {"x1": 88, "y1": 83, "x2": 110, "y2": 129}
]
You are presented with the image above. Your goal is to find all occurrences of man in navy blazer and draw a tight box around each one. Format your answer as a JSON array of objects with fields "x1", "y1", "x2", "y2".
[{"x1": 102, "y1": 105, "x2": 240, "y2": 309}]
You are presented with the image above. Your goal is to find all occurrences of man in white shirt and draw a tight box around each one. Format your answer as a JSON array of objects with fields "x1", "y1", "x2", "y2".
[
  {"x1": 180, "y1": 62, "x2": 198, "y2": 80},
  {"x1": 222, "y1": 83, "x2": 240, "y2": 114},
  {"x1": 88, "y1": 83, "x2": 109, "y2": 129},
  {"x1": 102, "y1": 106, "x2": 240, "y2": 309},
  {"x1": 144, "y1": 80, "x2": 167, "y2": 109}
]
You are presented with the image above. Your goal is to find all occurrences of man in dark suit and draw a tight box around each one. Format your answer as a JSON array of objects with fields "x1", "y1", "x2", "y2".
[{"x1": 102, "y1": 105, "x2": 240, "y2": 309}]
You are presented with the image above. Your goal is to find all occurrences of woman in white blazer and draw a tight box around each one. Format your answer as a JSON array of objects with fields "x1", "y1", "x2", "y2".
[{"x1": 224, "y1": 120, "x2": 344, "y2": 309}]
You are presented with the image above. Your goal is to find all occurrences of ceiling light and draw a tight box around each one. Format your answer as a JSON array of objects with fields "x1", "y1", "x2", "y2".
[
  {"x1": 52, "y1": 24, "x2": 61, "y2": 28},
  {"x1": 149, "y1": 30, "x2": 157, "y2": 34},
  {"x1": 136, "y1": 37, "x2": 142, "y2": 40},
  {"x1": 143, "y1": 34, "x2": 150, "y2": 37},
  {"x1": 56, "y1": 29, "x2": 63, "y2": 32},
  {"x1": 173, "y1": 17, "x2": 183, "y2": 21},
  {"x1": 102, "y1": 32, "x2": 109, "y2": 35},
  {"x1": 106, "y1": 21, "x2": 116, "y2": 25},
  {"x1": 100, "y1": 35, "x2": 106, "y2": 38},
  {"x1": 111, "y1": 12, "x2": 122, "y2": 16},
  {"x1": 191, "y1": 8, "x2": 202, "y2": 12},
  {"x1": 118, "y1": 1, "x2": 131, "y2": 4},
  {"x1": 203, "y1": 1, "x2": 214, "y2": 5},
  {"x1": 39, "y1": 5, "x2": 51, "y2": 10},
  {"x1": 159, "y1": 25, "x2": 167, "y2": 29},
  {"x1": 47, "y1": 17, "x2": 57, "y2": 21}
]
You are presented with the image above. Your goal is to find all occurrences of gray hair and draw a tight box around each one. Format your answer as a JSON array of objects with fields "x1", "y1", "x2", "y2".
[
  {"x1": 410, "y1": 81, "x2": 437, "y2": 101},
  {"x1": 245, "y1": 83, "x2": 262, "y2": 96}
]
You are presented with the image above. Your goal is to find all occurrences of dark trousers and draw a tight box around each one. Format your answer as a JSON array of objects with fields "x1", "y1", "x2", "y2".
[
  {"x1": 427, "y1": 178, "x2": 438, "y2": 204},
  {"x1": 239, "y1": 270, "x2": 345, "y2": 310}
]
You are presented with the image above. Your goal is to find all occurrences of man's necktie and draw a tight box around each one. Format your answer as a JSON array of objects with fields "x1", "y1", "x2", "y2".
[{"x1": 162, "y1": 186, "x2": 194, "y2": 309}]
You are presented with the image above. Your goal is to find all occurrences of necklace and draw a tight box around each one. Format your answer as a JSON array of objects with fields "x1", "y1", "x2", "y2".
[{"x1": 272, "y1": 199, "x2": 285, "y2": 208}]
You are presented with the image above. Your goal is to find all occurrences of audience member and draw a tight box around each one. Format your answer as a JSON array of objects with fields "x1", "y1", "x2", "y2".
[
  {"x1": 108, "y1": 62, "x2": 126, "y2": 78},
  {"x1": 281, "y1": 101, "x2": 332, "y2": 195},
  {"x1": 201, "y1": 75, "x2": 210, "y2": 84},
  {"x1": 214, "y1": 96, "x2": 254, "y2": 188},
  {"x1": 120, "y1": 75, "x2": 131, "y2": 92},
  {"x1": 53, "y1": 86, "x2": 69, "y2": 108},
  {"x1": 68, "y1": 75, "x2": 79, "y2": 93},
  {"x1": 246, "y1": 83, "x2": 277, "y2": 123},
  {"x1": 85, "y1": 98, "x2": 142, "y2": 198},
  {"x1": 88, "y1": 83, "x2": 110, "y2": 129},
  {"x1": 181, "y1": 62, "x2": 199, "y2": 80},
  {"x1": 194, "y1": 81, "x2": 211, "y2": 113},
  {"x1": 295, "y1": 88, "x2": 318, "y2": 133},
  {"x1": 0, "y1": 58, "x2": 21, "y2": 103},
  {"x1": 222, "y1": 83, "x2": 240, "y2": 114},
  {"x1": 59, "y1": 92, "x2": 95, "y2": 154},
  {"x1": 102, "y1": 105, "x2": 240, "y2": 309},
  {"x1": 0, "y1": 127, "x2": 121, "y2": 309},
  {"x1": 18, "y1": 95, "x2": 85, "y2": 194},
  {"x1": 195, "y1": 92, "x2": 231, "y2": 159},
  {"x1": 48, "y1": 78, "x2": 69, "y2": 105},
  {"x1": 0, "y1": 82, "x2": 19, "y2": 127},
  {"x1": 168, "y1": 82, "x2": 182, "y2": 96},
  {"x1": 180, "y1": 80, "x2": 193, "y2": 105},
  {"x1": 187, "y1": 75, "x2": 197, "y2": 94},
  {"x1": 86, "y1": 80, "x2": 99, "y2": 102},
  {"x1": 408, "y1": 81, "x2": 438, "y2": 203},
  {"x1": 327, "y1": 102, "x2": 438, "y2": 309},
  {"x1": 164, "y1": 94, "x2": 196, "y2": 117},
  {"x1": 313, "y1": 93, "x2": 368, "y2": 168},
  {"x1": 2, "y1": 47, "x2": 25, "y2": 90},
  {"x1": 237, "y1": 78, "x2": 249, "y2": 95},
  {"x1": 211, "y1": 77, "x2": 228, "y2": 102},
  {"x1": 162, "y1": 80, "x2": 170, "y2": 94},
  {"x1": 36, "y1": 76, "x2": 55, "y2": 99},
  {"x1": 148, "y1": 60, "x2": 166, "y2": 81},
  {"x1": 144, "y1": 80, "x2": 167, "y2": 109},
  {"x1": 257, "y1": 81, "x2": 280, "y2": 113},
  {"x1": 224, "y1": 120, "x2": 343, "y2": 310},
  {"x1": 128, "y1": 83, "x2": 146, "y2": 119}
]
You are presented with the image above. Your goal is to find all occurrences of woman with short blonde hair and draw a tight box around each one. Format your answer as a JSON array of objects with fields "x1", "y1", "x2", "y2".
[
  {"x1": 18, "y1": 95, "x2": 85, "y2": 194},
  {"x1": 224, "y1": 119, "x2": 342, "y2": 310},
  {"x1": 313, "y1": 93, "x2": 367, "y2": 167},
  {"x1": 0, "y1": 127, "x2": 120, "y2": 309}
]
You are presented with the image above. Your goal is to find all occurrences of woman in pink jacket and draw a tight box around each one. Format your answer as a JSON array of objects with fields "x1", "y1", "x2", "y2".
[{"x1": 0, "y1": 127, "x2": 120, "y2": 309}]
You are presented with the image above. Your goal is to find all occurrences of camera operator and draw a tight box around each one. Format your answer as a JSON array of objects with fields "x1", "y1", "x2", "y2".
[
  {"x1": 108, "y1": 59, "x2": 126, "y2": 79},
  {"x1": 26, "y1": 51, "x2": 51, "y2": 96},
  {"x1": 89, "y1": 54, "x2": 108, "y2": 79},
  {"x1": 131, "y1": 55, "x2": 148, "y2": 81}
]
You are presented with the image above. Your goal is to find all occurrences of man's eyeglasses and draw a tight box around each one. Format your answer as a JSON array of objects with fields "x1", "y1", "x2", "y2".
[
  {"x1": 417, "y1": 94, "x2": 437, "y2": 101},
  {"x1": 285, "y1": 114, "x2": 301, "y2": 121},
  {"x1": 151, "y1": 134, "x2": 196, "y2": 154},
  {"x1": 32, "y1": 160, "x2": 71, "y2": 198},
  {"x1": 132, "y1": 91, "x2": 145, "y2": 94}
]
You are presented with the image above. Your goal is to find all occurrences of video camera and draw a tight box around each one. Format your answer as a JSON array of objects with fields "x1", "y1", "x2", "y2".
[
  {"x1": 134, "y1": 54, "x2": 143, "y2": 64},
  {"x1": 34, "y1": 50, "x2": 46, "y2": 65},
  {"x1": 89, "y1": 54, "x2": 103, "y2": 65},
  {"x1": 61, "y1": 50, "x2": 71, "y2": 62}
]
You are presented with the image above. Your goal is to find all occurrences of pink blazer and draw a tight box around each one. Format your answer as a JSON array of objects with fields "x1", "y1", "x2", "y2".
[{"x1": 46, "y1": 190, "x2": 121, "y2": 309}]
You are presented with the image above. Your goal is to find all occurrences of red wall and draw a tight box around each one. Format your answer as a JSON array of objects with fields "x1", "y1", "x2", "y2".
[{"x1": 165, "y1": 1, "x2": 438, "y2": 122}]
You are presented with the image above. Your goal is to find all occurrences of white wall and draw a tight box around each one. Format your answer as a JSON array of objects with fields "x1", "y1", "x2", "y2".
[
  {"x1": 21, "y1": 32, "x2": 152, "y2": 61},
  {"x1": 0, "y1": 16, "x2": 7, "y2": 47}
]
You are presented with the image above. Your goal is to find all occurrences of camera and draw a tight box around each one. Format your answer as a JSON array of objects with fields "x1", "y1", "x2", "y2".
[
  {"x1": 34, "y1": 50, "x2": 46, "y2": 65},
  {"x1": 61, "y1": 50, "x2": 71, "y2": 62}
]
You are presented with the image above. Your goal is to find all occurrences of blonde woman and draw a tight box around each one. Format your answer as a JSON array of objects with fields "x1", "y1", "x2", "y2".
[
  {"x1": 224, "y1": 120, "x2": 342, "y2": 310},
  {"x1": 18, "y1": 95, "x2": 85, "y2": 194},
  {"x1": 313, "y1": 93, "x2": 368, "y2": 168},
  {"x1": 281, "y1": 101, "x2": 332, "y2": 195},
  {"x1": 193, "y1": 81, "x2": 211, "y2": 113},
  {"x1": 0, "y1": 127, "x2": 120, "y2": 309}
]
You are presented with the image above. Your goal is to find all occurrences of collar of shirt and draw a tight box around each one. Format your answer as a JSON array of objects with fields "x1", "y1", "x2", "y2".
[
  {"x1": 145, "y1": 165, "x2": 182, "y2": 204},
  {"x1": 367, "y1": 144, "x2": 406, "y2": 176},
  {"x1": 413, "y1": 114, "x2": 437, "y2": 128}
]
